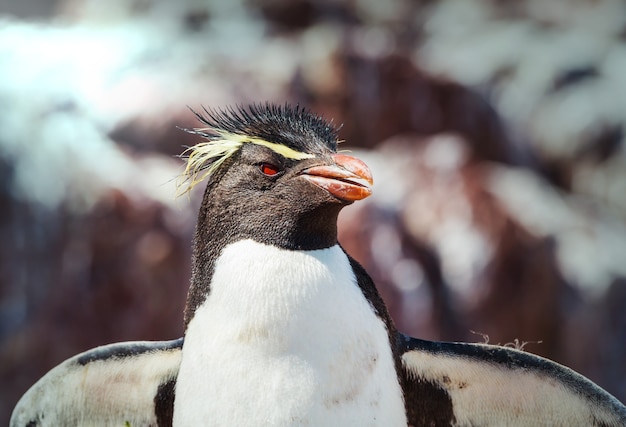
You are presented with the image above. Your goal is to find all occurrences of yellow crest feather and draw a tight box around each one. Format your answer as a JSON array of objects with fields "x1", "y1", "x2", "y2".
[
  {"x1": 176, "y1": 131, "x2": 315, "y2": 196},
  {"x1": 177, "y1": 133, "x2": 242, "y2": 196}
]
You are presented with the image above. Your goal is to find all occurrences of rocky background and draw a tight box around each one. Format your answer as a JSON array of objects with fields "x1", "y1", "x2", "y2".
[{"x1": 1, "y1": 0, "x2": 626, "y2": 423}]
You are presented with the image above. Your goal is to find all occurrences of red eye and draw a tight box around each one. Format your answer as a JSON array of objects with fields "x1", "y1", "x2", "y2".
[{"x1": 260, "y1": 163, "x2": 280, "y2": 176}]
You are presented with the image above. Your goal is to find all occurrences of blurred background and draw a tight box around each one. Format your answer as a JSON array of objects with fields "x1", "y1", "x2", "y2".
[{"x1": 1, "y1": 0, "x2": 626, "y2": 422}]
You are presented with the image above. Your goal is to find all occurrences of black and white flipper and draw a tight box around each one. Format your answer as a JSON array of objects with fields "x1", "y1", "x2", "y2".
[
  {"x1": 400, "y1": 336, "x2": 626, "y2": 426},
  {"x1": 10, "y1": 339, "x2": 182, "y2": 427}
]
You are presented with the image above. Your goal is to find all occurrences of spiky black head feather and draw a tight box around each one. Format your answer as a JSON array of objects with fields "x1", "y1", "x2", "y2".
[
  {"x1": 193, "y1": 103, "x2": 339, "y2": 153},
  {"x1": 179, "y1": 104, "x2": 340, "y2": 194}
]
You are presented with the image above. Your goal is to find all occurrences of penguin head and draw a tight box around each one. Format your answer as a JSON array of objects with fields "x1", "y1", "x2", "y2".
[{"x1": 180, "y1": 104, "x2": 373, "y2": 250}]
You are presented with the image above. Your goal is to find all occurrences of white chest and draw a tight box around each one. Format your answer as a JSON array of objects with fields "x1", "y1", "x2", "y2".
[{"x1": 173, "y1": 240, "x2": 406, "y2": 427}]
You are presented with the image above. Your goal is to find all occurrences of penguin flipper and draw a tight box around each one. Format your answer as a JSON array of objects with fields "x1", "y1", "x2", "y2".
[
  {"x1": 399, "y1": 335, "x2": 626, "y2": 427},
  {"x1": 10, "y1": 338, "x2": 183, "y2": 427}
]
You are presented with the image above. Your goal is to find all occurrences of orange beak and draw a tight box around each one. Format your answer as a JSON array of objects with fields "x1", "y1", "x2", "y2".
[{"x1": 301, "y1": 153, "x2": 374, "y2": 202}]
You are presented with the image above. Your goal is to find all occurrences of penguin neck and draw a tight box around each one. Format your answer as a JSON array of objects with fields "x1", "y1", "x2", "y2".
[{"x1": 184, "y1": 181, "x2": 343, "y2": 329}]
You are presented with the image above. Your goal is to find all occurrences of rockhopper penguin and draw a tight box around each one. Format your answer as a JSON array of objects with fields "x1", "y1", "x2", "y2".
[{"x1": 11, "y1": 104, "x2": 626, "y2": 426}]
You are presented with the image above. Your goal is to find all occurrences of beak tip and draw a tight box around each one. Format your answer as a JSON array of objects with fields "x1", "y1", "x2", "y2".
[{"x1": 302, "y1": 153, "x2": 374, "y2": 203}]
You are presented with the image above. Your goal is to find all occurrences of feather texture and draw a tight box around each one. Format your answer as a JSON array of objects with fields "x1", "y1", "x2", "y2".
[
  {"x1": 10, "y1": 339, "x2": 183, "y2": 427},
  {"x1": 177, "y1": 104, "x2": 338, "y2": 195},
  {"x1": 400, "y1": 336, "x2": 626, "y2": 426}
]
